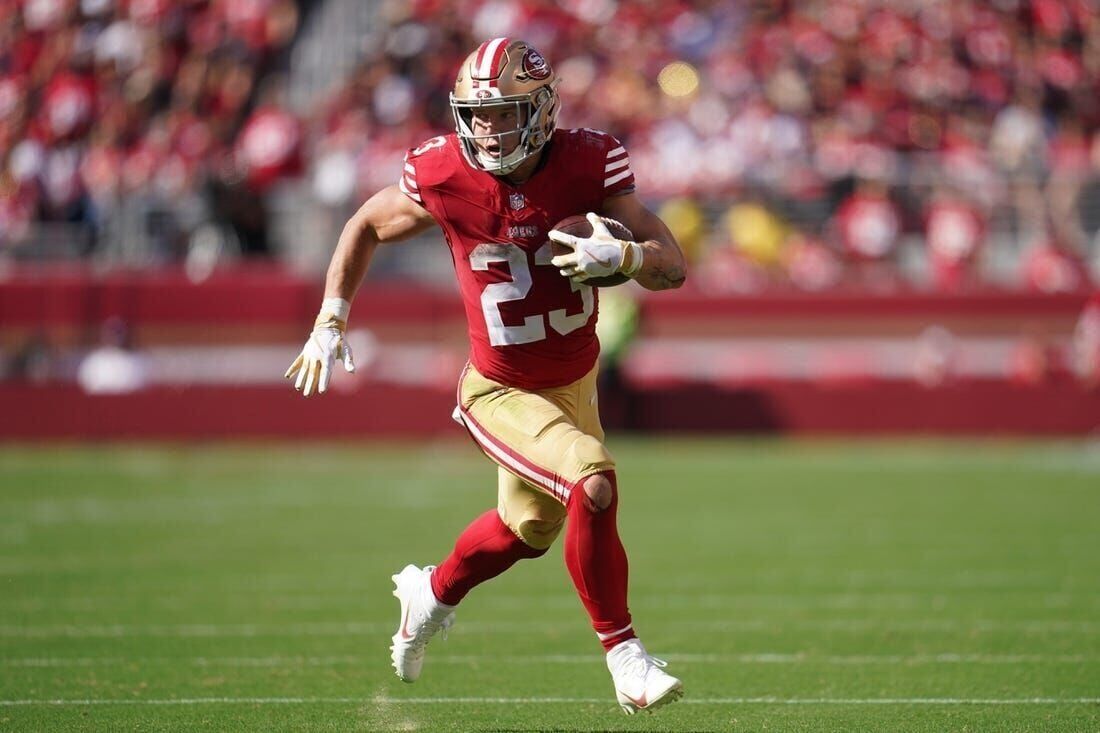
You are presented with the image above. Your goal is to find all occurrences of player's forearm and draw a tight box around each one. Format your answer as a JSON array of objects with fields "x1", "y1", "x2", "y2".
[
  {"x1": 323, "y1": 215, "x2": 380, "y2": 304},
  {"x1": 629, "y1": 239, "x2": 687, "y2": 291}
]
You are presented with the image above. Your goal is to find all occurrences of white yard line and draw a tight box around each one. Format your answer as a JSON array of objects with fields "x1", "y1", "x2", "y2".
[
  {"x1": 3, "y1": 591, "x2": 1094, "y2": 613},
  {"x1": 2, "y1": 619, "x2": 1097, "y2": 638},
  {"x1": 1, "y1": 696, "x2": 1098, "y2": 707},
  {"x1": 1, "y1": 653, "x2": 1092, "y2": 668}
]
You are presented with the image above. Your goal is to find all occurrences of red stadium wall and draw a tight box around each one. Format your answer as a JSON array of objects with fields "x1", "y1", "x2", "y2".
[
  {"x1": 0, "y1": 385, "x2": 457, "y2": 440},
  {"x1": 1, "y1": 266, "x2": 1096, "y2": 438},
  {"x1": 3, "y1": 379, "x2": 1097, "y2": 440}
]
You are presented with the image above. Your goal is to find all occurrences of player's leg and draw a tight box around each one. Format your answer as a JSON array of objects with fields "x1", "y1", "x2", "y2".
[
  {"x1": 453, "y1": 363, "x2": 682, "y2": 712},
  {"x1": 390, "y1": 368, "x2": 565, "y2": 682},
  {"x1": 450, "y1": 365, "x2": 628, "y2": 636},
  {"x1": 563, "y1": 368, "x2": 683, "y2": 714},
  {"x1": 391, "y1": 472, "x2": 561, "y2": 683},
  {"x1": 563, "y1": 469, "x2": 631, "y2": 647},
  {"x1": 454, "y1": 363, "x2": 636, "y2": 649},
  {"x1": 430, "y1": 469, "x2": 558, "y2": 606},
  {"x1": 565, "y1": 470, "x2": 681, "y2": 713},
  {"x1": 556, "y1": 373, "x2": 633, "y2": 650}
]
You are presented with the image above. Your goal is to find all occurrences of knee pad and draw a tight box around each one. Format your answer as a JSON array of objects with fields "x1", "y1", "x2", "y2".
[
  {"x1": 565, "y1": 434, "x2": 615, "y2": 475},
  {"x1": 514, "y1": 514, "x2": 564, "y2": 551},
  {"x1": 502, "y1": 501, "x2": 565, "y2": 550},
  {"x1": 498, "y1": 473, "x2": 567, "y2": 550}
]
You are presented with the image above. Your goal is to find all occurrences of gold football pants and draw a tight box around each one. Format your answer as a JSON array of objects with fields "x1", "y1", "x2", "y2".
[{"x1": 453, "y1": 362, "x2": 616, "y2": 549}]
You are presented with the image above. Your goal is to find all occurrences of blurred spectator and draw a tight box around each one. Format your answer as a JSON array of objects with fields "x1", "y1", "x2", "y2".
[
  {"x1": 834, "y1": 179, "x2": 900, "y2": 262},
  {"x1": 991, "y1": 87, "x2": 1046, "y2": 177},
  {"x1": 0, "y1": 0, "x2": 299, "y2": 259},
  {"x1": 1071, "y1": 290, "x2": 1100, "y2": 387},
  {"x1": 76, "y1": 317, "x2": 149, "y2": 394},
  {"x1": 698, "y1": 246, "x2": 771, "y2": 295},
  {"x1": 656, "y1": 197, "x2": 706, "y2": 264},
  {"x1": 783, "y1": 231, "x2": 842, "y2": 292},
  {"x1": 1022, "y1": 235, "x2": 1091, "y2": 292},
  {"x1": 595, "y1": 285, "x2": 640, "y2": 429},
  {"x1": 236, "y1": 78, "x2": 303, "y2": 194},
  {"x1": 2, "y1": 0, "x2": 1100, "y2": 294},
  {"x1": 1045, "y1": 115, "x2": 1092, "y2": 248},
  {"x1": 1008, "y1": 323, "x2": 1066, "y2": 386},
  {"x1": 724, "y1": 197, "x2": 787, "y2": 269},
  {"x1": 5, "y1": 330, "x2": 57, "y2": 383},
  {"x1": 924, "y1": 186, "x2": 986, "y2": 292},
  {"x1": 913, "y1": 325, "x2": 957, "y2": 389},
  {"x1": 833, "y1": 178, "x2": 901, "y2": 289}
]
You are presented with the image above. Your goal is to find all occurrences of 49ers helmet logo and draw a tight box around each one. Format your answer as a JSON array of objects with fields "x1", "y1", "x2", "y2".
[{"x1": 519, "y1": 48, "x2": 550, "y2": 81}]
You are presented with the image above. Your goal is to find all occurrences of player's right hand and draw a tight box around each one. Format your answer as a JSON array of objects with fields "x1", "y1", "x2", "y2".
[{"x1": 284, "y1": 315, "x2": 355, "y2": 397}]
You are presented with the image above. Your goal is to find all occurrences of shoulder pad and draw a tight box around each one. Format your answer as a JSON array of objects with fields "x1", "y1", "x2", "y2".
[
  {"x1": 569, "y1": 128, "x2": 621, "y2": 151},
  {"x1": 404, "y1": 134, "x2": 461, "y2": 189}
]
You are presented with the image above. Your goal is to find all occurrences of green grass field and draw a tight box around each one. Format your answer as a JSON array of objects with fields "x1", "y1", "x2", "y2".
[{"x1": 1, "y1": 439, "x2": 1098, "y2": 732}]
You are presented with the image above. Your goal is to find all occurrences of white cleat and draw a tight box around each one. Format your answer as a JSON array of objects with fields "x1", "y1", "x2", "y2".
[
  {"x1": 606, "y1": 638, "x2": 684, "y2": 715},
  {"x1": 389, "y1": 564, "x2": 456, "y2": 683}
]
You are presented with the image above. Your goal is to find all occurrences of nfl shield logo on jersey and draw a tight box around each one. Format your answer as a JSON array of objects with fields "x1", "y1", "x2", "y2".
[{"x1": 509, "y1": 192, "x2": 526, "y2": 210}]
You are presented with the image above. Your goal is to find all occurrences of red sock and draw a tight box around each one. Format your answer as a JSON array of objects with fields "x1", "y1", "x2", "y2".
[
  {"x1": 430, "y1": 509, "x2": 546, "y2": 606},
  {"x1": 564, "y1": 471, "x2": 636, "y2": 651}
]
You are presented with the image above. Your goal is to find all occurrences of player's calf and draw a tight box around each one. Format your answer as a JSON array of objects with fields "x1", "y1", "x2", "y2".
[{"x1": 564, "y1": 470, "x2": 635, "y2": 651}]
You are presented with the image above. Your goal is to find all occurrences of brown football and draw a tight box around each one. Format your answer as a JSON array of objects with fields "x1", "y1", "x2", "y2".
[{"x1": 549, "y1": 214, "x2": 634, "y2": 288}]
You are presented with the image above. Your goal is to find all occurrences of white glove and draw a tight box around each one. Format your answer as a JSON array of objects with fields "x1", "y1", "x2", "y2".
[
  {"x1": 284, "y1": 314, "x2": 355, "y2": 397},
  {"x1": 549, "y1": 212, "x2": 642, "y2": 283}
]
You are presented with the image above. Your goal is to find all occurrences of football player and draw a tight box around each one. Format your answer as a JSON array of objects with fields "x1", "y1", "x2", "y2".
[{"x1": 285, "y1": 38, "x2": 687, "y2": 714}]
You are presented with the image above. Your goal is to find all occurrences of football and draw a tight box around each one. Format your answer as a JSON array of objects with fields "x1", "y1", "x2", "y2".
[{"x1": 550, "y1": 214, "x2": 634, "y2": 288}]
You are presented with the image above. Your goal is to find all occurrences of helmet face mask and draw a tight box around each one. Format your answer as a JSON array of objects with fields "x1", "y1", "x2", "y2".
[{"x1": 450, "y1": 39, "x2": 560, "y2": 176}]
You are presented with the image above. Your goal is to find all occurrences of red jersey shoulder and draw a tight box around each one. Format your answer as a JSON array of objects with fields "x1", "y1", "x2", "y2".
[
  {"x1": 554, "y1": 128, "x2": 635, "y2": 197},
  {"x1": 554, "y1": 128, "x2": 616, "y2": 163},
  {"x1": 401, "y1": 134, "x2": 465, "y2": 201}
]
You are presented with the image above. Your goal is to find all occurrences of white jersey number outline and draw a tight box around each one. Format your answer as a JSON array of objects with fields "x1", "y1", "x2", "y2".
[
  {"x1": 411, "y1": 136, "x2": 447, "y2": 157},
  {"x1": 471, "y1": 242, "x2": 593, "y2": 347}
]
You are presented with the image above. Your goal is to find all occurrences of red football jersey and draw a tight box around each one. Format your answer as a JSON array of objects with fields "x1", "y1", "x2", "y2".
[{"x1": 399, "y1": 129, "x2": 636, "y2": 389}]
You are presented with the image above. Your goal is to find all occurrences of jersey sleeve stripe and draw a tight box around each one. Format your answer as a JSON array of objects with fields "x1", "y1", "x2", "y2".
[
  {"x1": 398, "y1": 177, "x2": 422, "y2": 202},
  {"x1": 604, "y1": 169, "x2": 633, "y2": 187},
  {"x1": 403, "y1": 174, "x2": 419, "y2": 191},
  {"x1": 404, "y1": 163, "x2": 416, "y2": 175},
  {"x1": 606, "y1": 146, "x2": 626, "y2": 159},
  {"x1": 604, "y1": 158, "x2": 629, "y2": 173}
]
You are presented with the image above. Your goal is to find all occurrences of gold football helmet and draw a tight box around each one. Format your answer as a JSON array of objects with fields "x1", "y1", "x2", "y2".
[{"x1": 450, "y1": 38, "x2": 560, "y2": 175}]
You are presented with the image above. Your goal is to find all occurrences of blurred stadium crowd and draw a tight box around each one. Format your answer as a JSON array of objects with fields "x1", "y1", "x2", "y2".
[{"x1": 2, "y1": 0, "x2": 1100, "y2": 292}]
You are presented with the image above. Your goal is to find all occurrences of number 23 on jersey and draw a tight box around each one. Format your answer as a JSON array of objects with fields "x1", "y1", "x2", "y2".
[{"x1": 471, "y1": 242, "x2": 593, "y2": 346}]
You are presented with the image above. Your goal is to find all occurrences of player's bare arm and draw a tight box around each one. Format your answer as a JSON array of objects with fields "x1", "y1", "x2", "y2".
[
  {"x1": 549, "y1": 194, "x2": 687, "y2": 291},
  {"x1": 325, "y1": 184, "x2": 438, "y2": 301},
  {"x1": 285, "y1": 185, "x2": 436, "y2": 396},
  {"x1": 600, "y1": 192, "x2": 687, "y2": 291}
]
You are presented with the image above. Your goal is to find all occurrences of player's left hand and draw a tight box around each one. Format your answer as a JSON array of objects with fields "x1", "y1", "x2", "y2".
[{"x1": 549, "y1": 212, "x2": 634, "y2": 283}]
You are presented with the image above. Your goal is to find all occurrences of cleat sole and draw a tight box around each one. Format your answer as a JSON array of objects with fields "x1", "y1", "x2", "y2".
[
  {"x1": 617, "y1": 682, "x2": 683, "y2": 715},
  {"x1": 644, "y1": 683, "x2": 684, "y2": 712}
]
